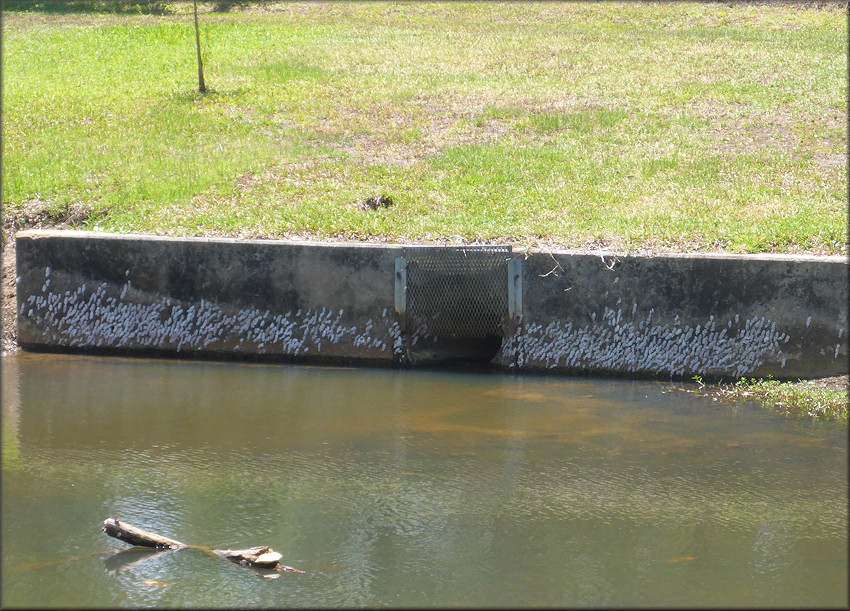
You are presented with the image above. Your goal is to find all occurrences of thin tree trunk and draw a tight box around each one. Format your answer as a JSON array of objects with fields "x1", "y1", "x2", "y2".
[{"x1": 193, "y1": 0, "x2": 207, "y2": 93}]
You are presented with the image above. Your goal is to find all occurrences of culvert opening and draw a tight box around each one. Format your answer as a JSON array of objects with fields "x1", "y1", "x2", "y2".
[{"x1": 397, "y1": 246, "x2": 512, "y2": 365}]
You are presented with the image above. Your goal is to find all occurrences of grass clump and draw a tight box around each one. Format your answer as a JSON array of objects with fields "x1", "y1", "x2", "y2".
[{"x1": 719, "y1": 377, "x2": 848, "y2": 422}]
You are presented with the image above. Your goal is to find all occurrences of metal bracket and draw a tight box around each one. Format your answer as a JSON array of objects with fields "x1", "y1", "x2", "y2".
[
  {"x1": 394, "y1": 256, "x2": 407, "y2": 328},
  {"x1": 506, "y1": 256, "x2": 525, "y2": 368},
  {"x1": 508, "y1": 256, "x2": 522, "y2": 321}
]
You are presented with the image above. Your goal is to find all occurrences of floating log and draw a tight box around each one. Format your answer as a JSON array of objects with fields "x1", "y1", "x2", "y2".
[
  {"x1": 101, "y1": 518, "x2": 304, "y2": 573},
  {"x1": 102, "y1": 518, "x2": 186, "y2": 550},
  {"x1": 214, "y1": 546, "x2": 283, "y2": 568}
]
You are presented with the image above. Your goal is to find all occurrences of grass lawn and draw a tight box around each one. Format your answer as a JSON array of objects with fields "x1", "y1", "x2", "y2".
[{"x1": 2, "y1": 1, "x2": 847, "y2": 253}]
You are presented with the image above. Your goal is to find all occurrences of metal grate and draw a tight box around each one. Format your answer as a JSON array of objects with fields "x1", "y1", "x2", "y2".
[{"x1": 403, "y1": 246, "x2": 511, "y2": 341}]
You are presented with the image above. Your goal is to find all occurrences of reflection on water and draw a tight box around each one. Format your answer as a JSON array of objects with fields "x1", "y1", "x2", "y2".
[{"x1": 2, "y1": 352, "x2": 847, "y2": 608}]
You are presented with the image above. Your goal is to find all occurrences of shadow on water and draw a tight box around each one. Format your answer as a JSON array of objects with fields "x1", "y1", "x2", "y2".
[{"x1": 104, "y1": 548, "x2": 175, "y2": 575}]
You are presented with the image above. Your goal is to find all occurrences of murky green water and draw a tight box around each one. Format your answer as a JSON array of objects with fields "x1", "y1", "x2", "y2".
[{"x1": 2, "y1": 353, "x2": 847, "y2": 608}]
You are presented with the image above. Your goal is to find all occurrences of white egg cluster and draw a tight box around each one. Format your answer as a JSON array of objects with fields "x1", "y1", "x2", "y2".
[
  {"x1": 20, "y1": 267, "x2": 400, "y2": 357},
  {"x1": 20, "y1": 264, "x2": 822, "y2": 378},
  {"x1": 501, "y1": 305, "x2": 791, "y2": 378}
]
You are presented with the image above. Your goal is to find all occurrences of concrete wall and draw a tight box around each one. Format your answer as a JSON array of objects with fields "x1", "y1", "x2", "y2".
[
  {"x1": 16, "y1": 231, "x2": 405, "y2": 364},
  {"x1": 495, "y1": 251, "x2": 849, "y2": 380},
  {"x1": 15, "y1": 230, "x2": 849, "y2": 379}
]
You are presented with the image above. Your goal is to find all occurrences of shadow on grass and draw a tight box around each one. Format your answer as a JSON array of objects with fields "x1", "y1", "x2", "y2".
[
  {"x1": 3, "y1": 0, "x2": 252, "y2": 14},
  {"x1": 3, "y1": 0, "x2": 173, "y2": 14}
]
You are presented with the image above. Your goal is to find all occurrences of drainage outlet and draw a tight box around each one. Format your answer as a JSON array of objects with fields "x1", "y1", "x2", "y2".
[{"x1": 396, "y1": 246, "x2": 512, "y2": 364}]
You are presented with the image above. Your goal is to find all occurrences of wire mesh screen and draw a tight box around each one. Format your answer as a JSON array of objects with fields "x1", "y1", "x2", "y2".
[{"x1": 403, "y1": 246, "x2": 511, "y2": 341}]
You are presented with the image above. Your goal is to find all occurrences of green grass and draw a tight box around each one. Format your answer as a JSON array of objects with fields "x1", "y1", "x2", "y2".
[
  {"x1": 717, "y1": 377, "x2": 848, "y2": 422},
  {"x1": 2, "y1": 1, "x2": 847, "y2": 253}
]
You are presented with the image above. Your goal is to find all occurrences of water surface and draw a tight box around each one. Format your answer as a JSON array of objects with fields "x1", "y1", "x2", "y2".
[{"x1": 2, "y1": 353, "x2": 847, "y2": 607}]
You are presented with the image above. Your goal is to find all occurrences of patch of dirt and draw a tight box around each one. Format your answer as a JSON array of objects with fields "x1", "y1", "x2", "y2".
[
  {"x1": 2, "y1": 237, "x2": 18, "y2": 355},
  {"x1": 312, "y1": 93, "x2": 610, "y2": 170},
  {"x1": 814, "y1": 153, "x2": 848, "y2": 168},
  {"x1": 306, "y1": 93, "x2": 528, "y2": 169},
  {"x1": 4, "y1": 200, "x2": 94, "y2": 234},
  {"x1": 797, "y1": 375, "x2": 849, "y2": 394},
  {"x1": 2, "y1": 201, "x2": 99, "y2": 354},
  {"x1": 692, "y1": 101, "x2": 846, "y2": 159}
]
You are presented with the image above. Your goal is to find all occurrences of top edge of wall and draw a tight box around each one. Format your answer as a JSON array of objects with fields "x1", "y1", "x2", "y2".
[
  {"x1": 14, "y1": 229, "x2": 404, "y2": 251},
  {"x1": 14, "y1": 230, "x2": 848, "y2": 264},
  {"x1": 521, "y1": 247, "x2": 848, "y2": 264}
]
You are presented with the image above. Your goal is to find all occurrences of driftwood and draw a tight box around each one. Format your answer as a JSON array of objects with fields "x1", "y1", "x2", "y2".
[
  {"x1": 214, "y1": 546, "x2": 283, "y2": 568},
  {"x1": 102, "y1": 518, "x2": 186, "y2": 550},
  {"x1": 101, "y1": 518, "x2": 304, "y2": 573}
]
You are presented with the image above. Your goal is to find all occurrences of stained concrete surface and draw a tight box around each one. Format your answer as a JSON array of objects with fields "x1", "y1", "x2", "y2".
[{"x1": 15, "y1": 230, "x2": 849, "y2": 380}]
